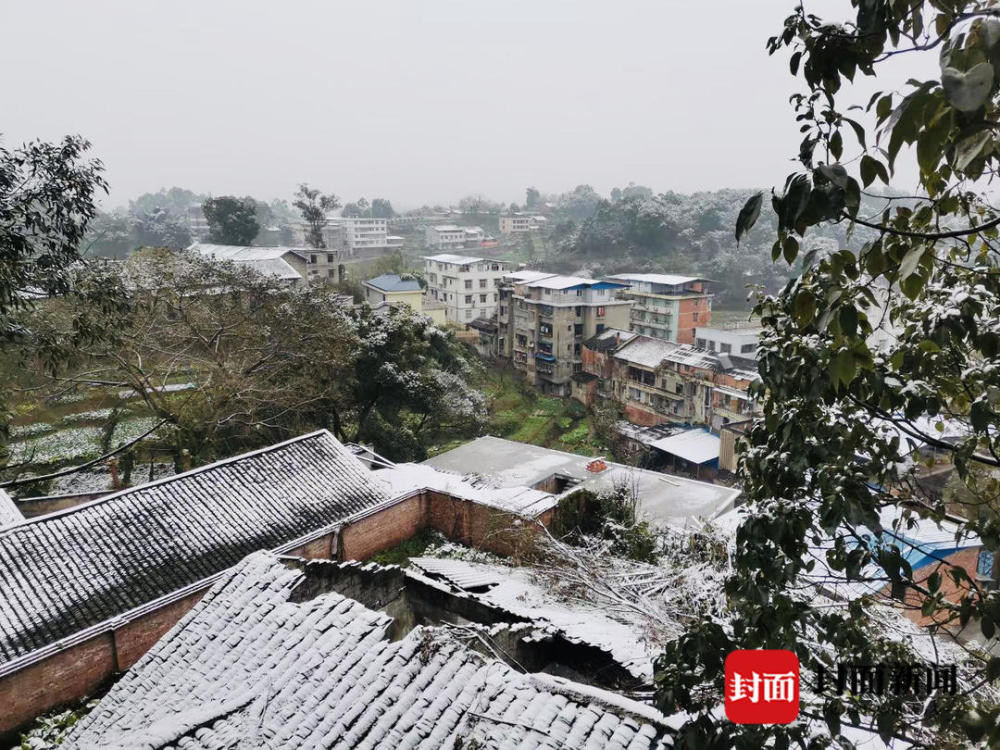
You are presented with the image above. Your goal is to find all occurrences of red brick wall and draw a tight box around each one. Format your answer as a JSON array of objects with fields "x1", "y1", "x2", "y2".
[
  {"x1": 883, "y1": 547, "x2": 982, "y2": 627},
  {"x1": 339, "y1": 495, "x2": 427, "y2": 561},
  {"x1": 2, "y1": 490, "x2": 553, "y2": 738},
  {"x1": 288, "y1": 532, "x2": 337, "y2": 560},
  {"x1": 113, "y1": 589, "x2": 206, "y2": 670},
  {"x1": 0, "y1": 633, "x2": 115, "y2": 736},
  {"x1": 675, "y1": 297, "x2": 711, "y2": 344},
  {"x1": 624, "y1": 403, "x2": 669, "y2": 427}
]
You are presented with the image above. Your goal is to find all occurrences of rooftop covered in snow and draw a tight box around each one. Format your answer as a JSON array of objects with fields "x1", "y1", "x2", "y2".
[
  {"x1": 0, "y1": 430, "x2": 389, "y2": 669},
  {"x1": 187, "y1": 243, "x2": 305, "y2": 281},
  {"x1": 422, "y1": 436, "x2": 739, "y2": 527},
  {"x1": 64, "y1": 553, "x2": 674, "y2": 749}
]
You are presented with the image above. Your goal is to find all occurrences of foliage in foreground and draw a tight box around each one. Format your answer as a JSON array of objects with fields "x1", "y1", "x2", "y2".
[
  {"x1": 16, "y1": 252, "x2": 486, "y2": 470},
  {"x1": 657, "y1": 2, "x2": 1000, "y2": 747}
]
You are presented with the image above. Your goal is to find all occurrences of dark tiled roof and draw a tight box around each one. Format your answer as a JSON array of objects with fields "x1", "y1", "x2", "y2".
[
  {"x1": 65, "y1": 553, "x2": 672, "y2": 749},
  {"x1": 0, "y1": 431, "x2": 388, "y2": 666}
]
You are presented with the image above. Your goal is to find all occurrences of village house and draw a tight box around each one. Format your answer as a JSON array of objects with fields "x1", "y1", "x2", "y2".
[
  {"x1": 424, "y1": 224, "x2": 485, "y2": 250},
  {"x1": 188, "y1": 242, "x2": 311, "y2": 284},
  {"x1": 362, "y1": 273, "x2": 447, "y2": 325},
  {"x1": 694, "y1": 324, "x2": 761, "y2": 357},
  {"x1": 0, "y1": 425, "x2": 738, "y2": 738},
  {"x1": 498, "y1": 212, "x2": 545, "y2": 234},
  {"x1": 422, "y1": 253, "x2": 508, "y2": 323},
  {"x1": 62, "y1": 552, "x2": 677, "y2": 749},
  {"x1": 577, "y1": 332, "x2": 761, "y2": 433},
  {"x1": 604, "y1": 273, "x2": 713, "y2": 344}
]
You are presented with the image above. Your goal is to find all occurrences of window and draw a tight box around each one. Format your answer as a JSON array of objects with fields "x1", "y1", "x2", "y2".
[
  {"x1": 327, "y1": 254, "x2": 334, "y2": 263},
  {"x1": 310, "y1": 254, "x2": 317, "y2": 263},
  {"x1": 479, "y1": 279, "x2": 487, "y2": 288},
  {"x1": 629, "y1": 387, "x2": 641, "y2": 402},
  {"x1": 465, "y1": 309, "x2": 473, "y2": 319},
  {"x1": 328, "y1": 269, "x2": 336, "y2": 277},
  {"x1": 596, "y1": 324, "x2": 605, "y2": 334},
  {"x1": 480, "y1": 294, "x2": 487, "y2": 303},
  {"x1": 596, "y1": 306, "x2": 606, "y2": 317},
  {"x1": 721, "y1": 343, "x2": 732, "y2": 354},
  {"x1": 465, "y1": 295, "x2": 473, "y2": 304},
  {"x1": 465, "y1": 280, "x2": 472, "y2": 289},
  {"x1": 696, "y1": 338, "x2": 707, "y2": 349},
  {"x1": 693, "y1": 312, "x2": 699, "y2": 322},
  {"x1": 741, "y1": 343, "x2": 756, "y2": 353}
]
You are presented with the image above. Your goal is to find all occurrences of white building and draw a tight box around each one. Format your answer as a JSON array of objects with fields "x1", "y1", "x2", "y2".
[
  {"x1": 423, "y1": 253, "x2": 508, "y2": 323},
  {"x1": 336, "y1": 217, "x2": 395, "y2": 254},
  {"x1": 694, "y1": 326, "x2": 761, "y2": 357},
  {"x1": 499, "y1": 213, "x2": 543, "y2": 234},
  {"x1": 425, "y1": 225, "x2": 484, "y2": 250}
]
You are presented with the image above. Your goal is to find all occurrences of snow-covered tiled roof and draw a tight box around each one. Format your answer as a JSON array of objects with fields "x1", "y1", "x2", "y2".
[
  {"x1": 0, "y1": 489, "x2": 23, "y2": 529},
  {"x1": 64, "y1": 553, "x2": 673, "y2": 749},
  {"x1": 0, "y1": 430, "x2": 389, "y2": 667},
  {"x1": 504, "y1": 269, "x2": 558, "y2": 284}
]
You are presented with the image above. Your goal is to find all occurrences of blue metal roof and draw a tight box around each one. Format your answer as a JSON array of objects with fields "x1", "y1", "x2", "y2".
[{"x1": 365, "y1": 274, "x2": 421, "y2": 292}]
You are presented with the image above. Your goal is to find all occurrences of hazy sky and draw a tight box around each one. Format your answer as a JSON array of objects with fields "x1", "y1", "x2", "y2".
[{"x1": 2, "y1": 0, "x2": 934, "y2": 209}]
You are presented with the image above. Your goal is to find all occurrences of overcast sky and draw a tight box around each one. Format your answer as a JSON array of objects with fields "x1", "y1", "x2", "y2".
[{"x1": 2, "y1": 0, "x2": 934, "y2": 210}]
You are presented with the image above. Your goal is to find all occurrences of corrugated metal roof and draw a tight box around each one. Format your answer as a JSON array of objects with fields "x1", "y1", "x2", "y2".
[
  {"x1": 364, "y1": 273, "x2": 421, "y2": 292},
  {"x1": 606, "y1": 273, "x2": 710, "y2": 286},
  {"x1": 0, "y1": 431, "x2": 388, "y2": 666},
  {"x1": 410, "y1": 556, "x2": 500, "y2": 590},
  {"x1": 649, "y1": 429, "x2": 720, "y2": 464},
  {"x1": 64, "y1": 553, "x2": 673, "y2": 749}
]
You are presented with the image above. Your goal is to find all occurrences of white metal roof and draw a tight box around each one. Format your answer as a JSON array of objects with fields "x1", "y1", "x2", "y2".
[
  {"x1": 505, "y1": 270, "x2": 558, "y2": 283},
  {"x1": 422, "y1": 253, "x2": 488, "y2": 265},
  {"x1": 607, "y1": 273, "x2": 708, "y2": 286},
  {"x1": 649, "y1": 429, "x2": 721, "y2": 464},
  {"x1": 529, "y1": 275, "x2": 596, "y2": 290}
]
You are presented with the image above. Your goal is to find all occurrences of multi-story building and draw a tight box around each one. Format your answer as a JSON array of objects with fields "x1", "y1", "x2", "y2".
[
  {"x1": 694, "y1": 325, "x2": 761, "y2": 357},
  {"x1": 425, "y1": 225, "x2": 485, "y2": 250},
  {"x1": 578, "y1": 331, "x2": 760, "y2": 430},
  {"x1": 422, "y1": 254, "x2": 508, "y2": 323},
  {"x1": 496, "y1": 272, "x2": 632, "y2": 396},
  {"x1": 336, "y1": 217, "x2": 398, "y2": 255},
  {"x1": 498, "y1": 213, "x2": 542, "y2": 234},
  {"x1": 290, "y1": 247, "x2": 347, "y2": 280},
  {"x1": 604, "y1": 274, "x2": 713, "y2": 344}
]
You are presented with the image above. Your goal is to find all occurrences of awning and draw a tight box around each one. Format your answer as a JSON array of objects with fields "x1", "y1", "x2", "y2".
[
  {"x1": 535, "y1": 353, "x2": 556, "y2": 362},
  {"x1": 649, "y1": 429, "x2": 720, "y2": 464}
]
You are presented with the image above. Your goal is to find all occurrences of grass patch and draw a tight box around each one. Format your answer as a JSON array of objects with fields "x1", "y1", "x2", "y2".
[{"x1": 368, "y1": 528, "x2": 443, "y2": 567}]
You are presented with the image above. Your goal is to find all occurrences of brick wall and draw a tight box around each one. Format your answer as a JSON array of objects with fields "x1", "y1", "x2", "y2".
[
  {"x1": 339, "y1": 495, "x2": 427, "y2": 561},
  {"x1": 112, "y1": 589, "x2": 206, "y2": 670},
  {"x1": 882, "y1": 547, "x2": 982, "y2": 627},
  {"x1": 1, "y1": 490, "x2": 550, "y2": 739},
  {"x1": 624, "y1": 403, "x2": 669, "y2": 427},
  {"x1": 0, "y1": 634, "x2": 115, "y2": 737}
]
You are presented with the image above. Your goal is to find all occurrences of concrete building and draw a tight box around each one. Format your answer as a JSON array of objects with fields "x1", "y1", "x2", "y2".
[
  {"x1": 425, "y1": 225, "x2": 484, "y2": 250},
  {"x1": 694, "y1": 325, "x2": 761, "y2": 357},
  {"x1": 422, "y1": 254, "x2": 508, "y2": 323},
  {"x1": 290, "y1": 246, "x2": 347, "y2": 280},
  {"x1": 336, "y1": 217, "x2": 396, "y2": 254},
  {"x1": 499, "y1": 213, "x2": 543, "y2": 234},
  {"x1": 580, "y1": 332, "x2": 760, "y2": 432},
  {"x1": 605, "y1": 273, "x2": 713, "y2": 344},
  {"x1": 424, "y1": 435, "x2": 739, "y2": 527},
  {"x1": 362, "y1": 273, "x2": 423, "y2": 310},
  {"x1": 496, "y1": 272, "x2": 632, "y2": 396}
]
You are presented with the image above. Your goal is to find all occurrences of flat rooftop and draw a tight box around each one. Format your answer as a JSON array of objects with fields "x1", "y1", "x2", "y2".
[{"x1": 422, "y1": 436, "x2": 739, "y2": 527}]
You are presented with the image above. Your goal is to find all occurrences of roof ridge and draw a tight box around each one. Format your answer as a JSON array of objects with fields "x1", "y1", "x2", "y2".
[{"x1": 0, "y1": 428, "x2": 337, "y2": 537}]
